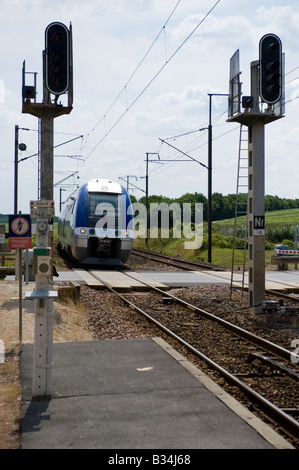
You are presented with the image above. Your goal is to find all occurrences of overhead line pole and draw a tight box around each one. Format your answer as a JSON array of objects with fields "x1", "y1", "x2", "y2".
[
  {"x1": 145, "y1": 153, "x2": 160, "y2": 249},
  {"x1": 14, "y1": 125, "x2": 19, "y2": 215},
  {"x1": 227, "y1": 34, "x2": 284, "y2": 313},
  {"x1": 22, "y1": 22, "x2": 73, "y2": 397},
  {"x1": 207, "y1": 93, "x2": 229, "y2": 263}
]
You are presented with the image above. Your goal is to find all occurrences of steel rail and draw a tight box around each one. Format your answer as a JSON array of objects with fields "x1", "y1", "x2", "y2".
[
  {"x1": 94, "y1": 274, "x2": 299, "y2": 439},
  {"x1": 131, "y1": 248, "x2": 224, "y2": 271},
  {"x1": 132, "y1": 249, "x2": 299, "y2": 298},
  {"x1": 266, "y1": 289, "x2": 299, "y2": 304},
  {"x1": 124, "y1": 271, "x2": 298, "y2": 364}
]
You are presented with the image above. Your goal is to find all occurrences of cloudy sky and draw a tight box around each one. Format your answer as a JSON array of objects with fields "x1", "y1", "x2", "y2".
[{"x1": 1, "y1": 0, "x2": 299, "y2": 215}]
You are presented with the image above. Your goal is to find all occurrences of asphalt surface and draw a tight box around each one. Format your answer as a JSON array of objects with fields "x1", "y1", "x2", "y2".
[
  {"x1": 19, "y1": 268, "x2": 298, "y2": 450},
  {"x1": 54, "y1": 268, "x2": 299, "y2": 290},
  {"x1": 20, "y1": 337, "x2": 293, "y2": 449}
]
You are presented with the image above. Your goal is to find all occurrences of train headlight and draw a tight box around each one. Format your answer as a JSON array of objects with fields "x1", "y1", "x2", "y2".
[
  {"x1": 124, "y1": 230, "x2": 129, "y2": 237},
  {"x1": 80, "y1": 228, "x2": 86, "y2": 234}
]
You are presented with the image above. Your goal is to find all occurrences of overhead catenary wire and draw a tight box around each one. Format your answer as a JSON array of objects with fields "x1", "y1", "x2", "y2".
[
  {"x1": 159, "y1": 138, "x2": 208, "y2": 169},
  {"x1": 110, "y1": 61, "x2": 299, "y2": 187},
  {"x1": 84, "y1": 0, "x2": 183, "y2": 138},
  {"x1": 74, "y1": 8, "x2": 299, "y2": 194},
  {"x1": 82, "y1": 0, "x2": 222, "y2": 164},
  {"x1": 84, "y1": 57, "x2": 298, "y2": 162},
  {"x1": 18, "y1": 134, "x2": 84, "y2": 163},
  {"x1": 127, "y1": 104, "x2": 235, "y2": 182},
  {"x1": 149, "y1": 104, "x2": 232, "y2": 173},
  {"x1": 149, "y1": 62, "x2": 299, "y2": 181}
]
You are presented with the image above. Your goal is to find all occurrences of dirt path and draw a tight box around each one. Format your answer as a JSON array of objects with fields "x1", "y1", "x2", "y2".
[{"x1": 0, "y1": 280, "x2": 92, "y2": 449}]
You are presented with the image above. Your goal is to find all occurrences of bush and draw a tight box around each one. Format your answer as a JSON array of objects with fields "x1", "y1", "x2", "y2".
[
  {"x1": 265, "y1": 224, "x2": 294, "y2": 243},
  {"x1": 281, "y1": 239, "x2": 294, "y2": 249}
]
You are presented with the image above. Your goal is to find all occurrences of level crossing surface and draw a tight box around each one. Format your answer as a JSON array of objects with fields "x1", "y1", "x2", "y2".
[
  {"x1": 20, "y1": 337, "x2": 292, "y2": 449},
  {"x1": 55, "y1": 268, "x2": 299, "y2": 292}
]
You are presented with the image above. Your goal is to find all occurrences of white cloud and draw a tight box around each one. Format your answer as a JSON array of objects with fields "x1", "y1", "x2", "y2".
[
  {"x1": 158, "y1": 84, "x2": 209, "y2": 108},
  {"x1": 288, "y1": 80, "x2": 299, "y2": 103},
  {"x1": 256, "y1": 6, "x2": 299, "y2": 36},
  {"x1": 172, "y1": 12, "x2": 255, "y2": 52},
  {"x1": 1, "y1": 1, "x2": 299, "y2": 214}
]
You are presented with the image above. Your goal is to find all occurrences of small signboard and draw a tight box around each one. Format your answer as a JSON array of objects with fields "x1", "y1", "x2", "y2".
[
  {"x1": 30, "y1": 200, "x2": 55, "y2": 219},
  {"x1": 228, "y1": 49, "x2": 241, "y2": 118},
  {"x1": 254, "y1": 215, "x2": 265, "y2": 236},
  {"x1": 9, "y1": 214, "x2": 32, "y2": 249}
]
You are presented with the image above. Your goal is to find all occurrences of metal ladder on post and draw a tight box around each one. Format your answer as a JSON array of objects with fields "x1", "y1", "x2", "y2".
[
  {"x1": 37, "y1": 118, "x2": 41, "y2": 199},
  {"x1": 230, "y1": 124, "x2": 248, "y2": 298}
]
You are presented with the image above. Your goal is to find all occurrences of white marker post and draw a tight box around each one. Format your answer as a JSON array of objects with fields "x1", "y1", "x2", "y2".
[{"x1": 26, "y1": 201, "x2": 57, "y2": 396}]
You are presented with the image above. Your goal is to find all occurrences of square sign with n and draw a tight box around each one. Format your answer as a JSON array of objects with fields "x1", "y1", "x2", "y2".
[{"x1": 254, "y1": 215, "x2": 265, "y2": 235}]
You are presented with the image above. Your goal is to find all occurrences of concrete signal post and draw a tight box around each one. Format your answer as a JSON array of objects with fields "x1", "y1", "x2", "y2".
[
  {"x1": 227, "y1": 34, "x2": 284, "y2": 313},
  {"x1": 22, "y1": 22, "x2": 73, "y2": 396}
]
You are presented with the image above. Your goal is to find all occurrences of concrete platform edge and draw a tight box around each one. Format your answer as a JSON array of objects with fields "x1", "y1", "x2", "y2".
[{"x1": 152, "y1": 337, "x2": 294, "y2": 450}]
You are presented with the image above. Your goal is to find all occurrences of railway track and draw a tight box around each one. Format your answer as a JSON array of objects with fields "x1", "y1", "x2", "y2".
[
  {"x1": 131, "y1": 247, "x2": 299, "y2": 306},
  {"x1": 79, "y1": 268, "x2": 299, "y2": 443},
  {"x1": 131, "y1": 248, "x2": 227, "y2": 271}
]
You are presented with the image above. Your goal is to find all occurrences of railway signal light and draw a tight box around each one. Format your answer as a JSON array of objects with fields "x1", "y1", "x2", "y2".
[
  {"x1": 259, "y1": 34, "x2": 282, "y2": 104},
  {"x1": 45, "y1": 22, "x2": 70, "y2": 96}
]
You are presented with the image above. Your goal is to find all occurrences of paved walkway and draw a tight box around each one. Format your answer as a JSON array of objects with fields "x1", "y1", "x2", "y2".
[{"x1": 21, "y1": 337, "x2": 293, "y2": 449}]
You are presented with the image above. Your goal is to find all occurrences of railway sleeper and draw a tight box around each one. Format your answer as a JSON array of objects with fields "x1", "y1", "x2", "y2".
[
  {"x1": 280, "y1": 408, "x2": 299, "y2": 416},
  {"x1": 248, "y1": 352, "x2": 299, "y2": 381}
]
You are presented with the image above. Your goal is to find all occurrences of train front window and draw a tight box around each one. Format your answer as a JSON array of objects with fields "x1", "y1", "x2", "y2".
[{"x1": 88, "y1": 193, "x2": 120, "y2": 228}]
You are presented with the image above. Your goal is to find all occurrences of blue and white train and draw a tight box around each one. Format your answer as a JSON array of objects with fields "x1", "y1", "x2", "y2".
[{"x1": 57, "y1": 178, "x2": 134, "y2": 265}]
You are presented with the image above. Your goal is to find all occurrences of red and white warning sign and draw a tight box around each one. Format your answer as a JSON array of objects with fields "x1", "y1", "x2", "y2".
[
  {"x1": 10, "y1": 217, "x2": 30, "y2": 235},
  {"x1": 9, "y1": 214, "x2": 32, "y2": 249}
]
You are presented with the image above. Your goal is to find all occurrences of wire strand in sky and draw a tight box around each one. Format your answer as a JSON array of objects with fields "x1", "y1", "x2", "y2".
[
  {"x1": 86, "y1": 0, "x2": 183, "y2": 137},
  {"x1": 126, "y1": 61, "x2": 299, "y2": 190},
  {"x1": 83, "y1": 0, "x2": 221, "y2": 164}
]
